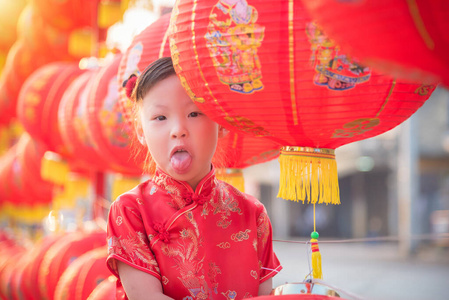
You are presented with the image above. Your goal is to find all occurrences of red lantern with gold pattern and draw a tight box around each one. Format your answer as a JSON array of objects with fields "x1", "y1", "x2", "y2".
[
  {"x1": 301, "y1": 0, "x2": 449, "y2": 87},
  {"x1": 17, "y1": 62, "x2": 85, "y2": 156},
  {"x1": 86, "y1": 54, "x2": 145, "y2": 175},
  {"x1": 169, "y1": 0, "x2": 436, "y2": 205},
  {"x1": 38, "y1": 230, "x2": 107, "y2": 300},
  {"x1": 54, "y1": 247, "x2": 110, "y2": 300}
]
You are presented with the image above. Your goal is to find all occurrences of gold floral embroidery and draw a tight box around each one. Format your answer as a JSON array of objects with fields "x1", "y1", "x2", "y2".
[
  {"x1": 257, "y1": 211, "x2": 269, "y2": 246},
  {"x1": 208, "y1": 262, "x2": 222, "y2": 294},
  {"x1": 161, "y1": 215, "x2": 213, "y2": 298},
  {"x1": 162, "y1": 276, "x2": 169, "y2": 285},
  {"x1": 109, "y1": 232, "x2": 159, "y2": 273},
  {"x1": 209, "y1": 182, "x2": 242, "y2": 229},
  {"x1": 217, "y1": 216, "x2": 232, "y2": 229},
  {"x1": 116, "y1": 216, "x2": 122, "y2": 226},
  {"x1": 153, "y1": 172, "x2": 186, "y2": 209},
  {"x1": 222, "y1": 290, "x2": 237, "y2": 300},
  {"x1": 231, "y1": 229, "x2": 251, "y2": 242},
  {"x1": 217, "y1": 242, "x2": 231, "y2": 249},
  {"x1": 250, "y1": 270, "x2": 258, "y2": 280}
]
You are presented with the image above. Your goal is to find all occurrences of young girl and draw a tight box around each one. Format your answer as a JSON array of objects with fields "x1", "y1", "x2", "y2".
[{"x1": 106, "y1": 57, "x2": 282, "y2": 299}]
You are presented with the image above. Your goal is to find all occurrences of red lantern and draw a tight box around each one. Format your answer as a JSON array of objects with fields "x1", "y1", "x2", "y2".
[
  {"x1": 0, "y1": 39, "x2": 53, "y2": 124},
  {"x1": 17, "y1": 62, "x2": 85, "y2": 156},
  {"x1": 20, "y1": 234, "x2": 64, "y2": 300},
  {"x1": 87, "y1": 276, "x2": 118, "y2": 300},
  {"x1": 0, "y1": 243, "x2": 26, "y2": 300},
  {"x1": 58, "y1": 69, "x2": 110, "y2": 172},
  {"x1": 54, "y1": 247, "x2": 110, "y2": 300},
  {"x1": 86, "y1": 54, "x2": 145, "y2": 175},
  {"x1": 169, "y1": 0, "x2": 436, "y2": 204},
  {"x1": 301, "y1": 0, "x2": 449, "y2": 87},
  {"x1": 38, "y1": 230, "x2": 107, "y2": 300}
]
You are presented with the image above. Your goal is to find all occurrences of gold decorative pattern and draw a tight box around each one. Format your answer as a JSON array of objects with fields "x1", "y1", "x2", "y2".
[
  {"x1": 332, "y1": 118, "x2": 380, "y2": 138},
  {"x1": 406, "y1": 0, "x2": 435, "y2": 50},
  {"x1": 288, "y1": 0, "x2": 298, "y2": 125}
]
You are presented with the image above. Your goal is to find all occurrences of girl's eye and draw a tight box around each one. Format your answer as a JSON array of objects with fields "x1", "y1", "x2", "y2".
[
  {"x1": 155, "y1": 115, "x2": 166, "y2": 121},
  {"x1": 189, "y1": 112, "x2": 201, "y2": 118}
]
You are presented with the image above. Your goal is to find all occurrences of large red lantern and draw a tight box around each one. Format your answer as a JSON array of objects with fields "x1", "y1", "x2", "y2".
[
  {"x1": 54, "y1": 247, "x2": 110, "y2": 300},
  {"x1": 169, "y1": 0, "x2": 436, "y2": 205},
  {"x1": 86, "y1": 54, "x2": 145, "y2": 175},
  {"x1": 118, "y1": 13, "x2": 280, "y2": 181},
  {"x1": 17, "y1": 62, "x2": 85, "y2": 157},
  {"x1": 38, "y1": 230, "x2": 107, "y2": 300},
  {"x1": 301, "y1": 0, "x2": 449, "y2": 87}
]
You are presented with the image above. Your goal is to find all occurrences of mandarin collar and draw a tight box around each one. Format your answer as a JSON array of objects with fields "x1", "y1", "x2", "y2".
[{"x1": 152, "y1": 165, "x2": 217, "y2": 205}]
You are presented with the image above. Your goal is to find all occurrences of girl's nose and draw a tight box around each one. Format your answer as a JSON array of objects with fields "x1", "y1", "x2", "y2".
[{"x1": 171, "y1": 121, "x2": 188, "y2": 138}]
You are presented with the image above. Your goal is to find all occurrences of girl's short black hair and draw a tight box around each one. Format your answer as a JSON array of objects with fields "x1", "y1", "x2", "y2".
[{"x1": 132, "y1": 56, "x2": 176, "y2": 102}]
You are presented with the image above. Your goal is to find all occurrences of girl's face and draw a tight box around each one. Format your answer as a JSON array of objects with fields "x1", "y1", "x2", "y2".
[{"x1": 137, "y1": 75, "x2": 220, "y2": 190}]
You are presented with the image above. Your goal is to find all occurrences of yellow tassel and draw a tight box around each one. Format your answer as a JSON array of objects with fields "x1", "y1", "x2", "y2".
[
  {"x1": 277, "y1": 146, "x2": 340, "y2": 205},
  {"x1": 310, "y1": 232, "x2": 323, "y2": 279},
  {"x1": 216, "y1": 168, "x2": 245, "y2": 192},
  {"x1": 112, "y1": 175, "x2": 141, "y2": 201},
  {"x1": 40, "y1": 152, "x2": 69, "y2": 186}
]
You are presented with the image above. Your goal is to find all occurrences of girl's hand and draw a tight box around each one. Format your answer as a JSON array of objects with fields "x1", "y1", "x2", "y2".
[{"x1": 258, "y1": 278, "x2": 273, "y2": 296}]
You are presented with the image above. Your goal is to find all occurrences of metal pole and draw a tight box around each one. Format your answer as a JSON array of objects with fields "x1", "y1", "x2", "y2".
[{"x1": 397, "y1": 115, "x2": 419, "y2": 256}]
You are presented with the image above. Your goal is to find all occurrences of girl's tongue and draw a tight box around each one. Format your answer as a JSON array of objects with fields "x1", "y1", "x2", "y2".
[{"x1": 170, "y1": 151, "x2": 192, "y2": 173}]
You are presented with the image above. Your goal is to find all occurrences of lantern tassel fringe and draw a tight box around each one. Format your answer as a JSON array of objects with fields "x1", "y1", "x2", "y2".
[{"x1": 277, "y1": 147, "x2": 340, "y2": 205}]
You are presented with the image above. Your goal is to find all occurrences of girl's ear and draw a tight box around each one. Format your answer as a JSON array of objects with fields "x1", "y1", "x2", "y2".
[
  {"x1": 218, "y1": 125, "x2": 229, "y2": 139},
  {"x1": 134, "y1": 118, "x2": 146, "y2": 146}
]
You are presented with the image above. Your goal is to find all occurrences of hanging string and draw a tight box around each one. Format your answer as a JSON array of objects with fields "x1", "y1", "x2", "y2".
[{"x1": 313, "y1": 203, "x2": 316, "y2": 233}]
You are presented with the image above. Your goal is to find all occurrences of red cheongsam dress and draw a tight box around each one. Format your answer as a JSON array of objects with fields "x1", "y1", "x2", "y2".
[{"x1": 107, "y1": 167, "x2": 282, "y2": 299}]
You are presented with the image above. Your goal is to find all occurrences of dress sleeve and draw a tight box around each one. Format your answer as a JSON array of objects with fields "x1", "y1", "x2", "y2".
[
  {"x1": 106, "y1": 195, "x2": 161, "y2": 280},
  {"x1": 256, "y1": 204, "x2": 282, "y2": 283}
]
